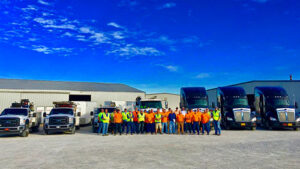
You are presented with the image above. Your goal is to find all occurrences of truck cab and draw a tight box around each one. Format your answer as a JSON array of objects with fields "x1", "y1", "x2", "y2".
[
  {"x1": 218, "y1": 87, "x2": 256, "y2": 130},
  {"x1": 43, "y1": 101, "x2": 81, "y2": 135},
  {"x1": 254, "y1": 87, "x2": 300, "y2": 130},
  {"x1": 137, "y1": 99, "x2": 164, "y2": 113},
  {"x1": 180, "y1": 87, "x2": 209, "y2": 112},
  {"x1": 0, "y1": 99, "x2": 41, "y2": 137}
]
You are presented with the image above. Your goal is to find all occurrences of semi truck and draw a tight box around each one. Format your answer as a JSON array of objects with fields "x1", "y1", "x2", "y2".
[
  {"x1": 217, "y1": 87, "x2": 256, "y2": 130},
  {"x1": 180, "y1": 87, "x2": 209, "y2": 112},
  {"x1": 137, "y1": 99, "x2": 166, "y2": 112},
  {"x1": 254, "y1": 86, "x2": 300, "y2": 130},
  {"x1": 0, "y1": 99, "x2": 41, "y2": 137},
  {"x1": 43, "y1": 101, "x2": 81, "y2": 135}
]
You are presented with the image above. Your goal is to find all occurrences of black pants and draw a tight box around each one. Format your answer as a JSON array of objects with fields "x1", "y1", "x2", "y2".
[
  {"x1": 139, "y1": 122, "x2": 145, "y2": 134},
  {"x1": 115, "y1": 123, "x2": 122, "y2": 134},
  {"x1": 186, "y1": 123, "x2": 192, "y2": 133}
]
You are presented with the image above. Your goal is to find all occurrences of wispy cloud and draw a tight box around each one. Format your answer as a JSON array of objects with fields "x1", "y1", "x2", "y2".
[
  {"x1": 107, "y1": 22, "x2": 123, "y2": 29},
  {"x1": 195, "y1": 73, "x2": 211, "y2": 79},
  {"x1": 157, "y1": 64, "x2": 178, "y2": 72},
  {"x1": 158, "y1": 2, "x2": 176, "y2": 9},
  {"x1": 38, "y1": 0, "x2": 50, "y2": 6},
  {"x1": 107, "y1": 44, "x2": 163, "y2": 58}
]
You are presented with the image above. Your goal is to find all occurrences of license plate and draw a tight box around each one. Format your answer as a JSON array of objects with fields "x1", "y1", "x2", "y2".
[
  {"x1": 288, "y1": 123, "x2": 292, "y2": 126},
  {"x1": 56, "y1": 126, "x2": 60, "y2": 129},
  {"x1": 241, "y1": 123, "x2": 246, "y2": 126}
]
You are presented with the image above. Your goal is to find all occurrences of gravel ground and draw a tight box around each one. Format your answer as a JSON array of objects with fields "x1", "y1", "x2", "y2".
[{"x1": 0, "y1": 127, "x2": 299, "y2": 169}]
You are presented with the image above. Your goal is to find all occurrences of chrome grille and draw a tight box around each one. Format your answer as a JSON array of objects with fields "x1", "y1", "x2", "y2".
[
  {"x1": 234, "y1": 111, "x2": 251, "y2": 122},
  {"x1": 0, "y1": 118, "x2": 20, "y2": 127},
  {"x1": 49, "y1": 116, "x2": 68, "y2": 125},
  {"x1": 278, "y1": 111, "x2": 295, "y2": 122}
]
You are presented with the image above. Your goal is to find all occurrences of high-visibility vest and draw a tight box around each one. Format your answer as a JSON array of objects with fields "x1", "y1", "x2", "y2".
[
  {"x1": 122, "y1": 112, "x2": 128, "y2": 121},
  {"x1": 98, "y1": 112, "x2": 104, "y2": 122},
  {"x1": 138, "y1": 113, "x2": 145, "y2": 122},
  {"x1": 102, "y1": 113, "x2": 110, "y2": 123},
  {"x1": 213, "y1": 110, "x2": 221, "y2": 121},
  {"x1": 128, "y1": 113, "x2": 134, "y2": 122},
  {"x1": 155, "y1": 113, "x2": 162, "y2": 123}
]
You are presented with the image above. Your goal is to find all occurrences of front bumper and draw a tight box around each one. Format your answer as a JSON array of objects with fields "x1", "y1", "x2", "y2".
[
  {"x1": 0, "y1": 126, "x2": 25, "y2": 134},
  {"x1": 269, "y1": 121, "x2": 300, "y2": 128},
  {"x1": 227, "y1": 121, "x2": 256, "y2": 128},
  {"x1": 44, "y1": 124, "x2": 74, "y2": 132}
]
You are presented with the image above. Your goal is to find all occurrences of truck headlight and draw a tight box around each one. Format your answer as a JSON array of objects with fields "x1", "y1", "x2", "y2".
[
  {"x1": 251, "y1": 117, "x2": 257, "y2": 122},
  {"x1": 19, "y1": 119, "x2": 25, "y2": 125},
  {"x1": 45, "y1": 118, "x2": 49, "y2": 124},
  {"x1": 69, "y1": 117, "x2": 73, "y2": 124},
  {"x1": 227, "y1": 117, "x2": 233, "y2": 121},
  {"x1": 270, "y1": 117, "x2": 277, "y2": 121},
  {"x1": 296, "y1": 118, "x2": 300, "y2": 122}
]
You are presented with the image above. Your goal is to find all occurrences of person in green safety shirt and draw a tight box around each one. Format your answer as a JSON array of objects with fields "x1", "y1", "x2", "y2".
[
  {"x1": 122, "y1": 109, "x2": 128, "y2": 134},
  {"x1": 127, "y1": 110, "x2": 135, "y2": 135},
  {"x1": 155, "y1": 111, "x2": 162, "y2": 134},
  {"x1": 138, "y1": 110, "x2": 146, "y2": 134},
  {"x1": 97, "y1": 109, "x2": 105, "y2": 135},
  {"x1": 212, "y1": 107, "x2": 221, "y2": 136},
  {"x1": 101, "y1": 109, "x2": 110, "y2": 136}
]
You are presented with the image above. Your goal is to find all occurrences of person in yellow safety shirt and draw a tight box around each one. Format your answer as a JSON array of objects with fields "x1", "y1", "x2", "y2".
[
  {"x1": 138, "y1": 110, "x2": 146, "y2": 134},
  {"x1": 212, "y1": 107, "x2": 221, "y2": 136},
  {"x1": 122, "y1": 109, "x2": 128, "y2": 134},
  {"x1": 155, "y1": 110, "x2": 162, "y2": 134},
  {"x1": 127, "y1": 111, "x2": 135, "y2": 135},
  {"x1": 97, "y1": 109, "x2": 105, "y2": 135},
  {"x1": 101, "y1": 109, "x2": 110, "y2": 136}
]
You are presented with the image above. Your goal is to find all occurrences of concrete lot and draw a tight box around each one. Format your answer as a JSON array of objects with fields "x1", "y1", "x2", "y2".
[{"x1": 0, "y1": 127, "x2": 299, "y2": 169}]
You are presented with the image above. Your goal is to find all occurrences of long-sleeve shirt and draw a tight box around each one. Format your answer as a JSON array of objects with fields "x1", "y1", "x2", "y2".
[{"x1": 168, "y1": 113, "x2": 176, "y2": 122}]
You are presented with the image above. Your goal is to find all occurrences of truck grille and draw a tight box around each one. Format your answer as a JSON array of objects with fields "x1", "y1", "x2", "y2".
[
  {"x1": 0, "y1": 118, "x2": 20, "y2": 127},
  {"x1": 49, "y1": 117, "x2": 68, "y2": 125},
  {"x1": 234, "y1": 111, "x2": 250, "y2": 122},
  {"x1": 278, "y1": 111, "x2": 295, "y2": 122}
]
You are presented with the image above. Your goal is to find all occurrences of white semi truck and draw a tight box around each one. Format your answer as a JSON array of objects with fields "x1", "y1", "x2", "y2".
[{"x1": 0, "y1": 99, "x2": 42, "y2": 137}]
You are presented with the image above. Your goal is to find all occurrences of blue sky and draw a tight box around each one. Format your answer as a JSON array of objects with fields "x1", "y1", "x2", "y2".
[{"x1": 0, "y1": 0, "x2": 299, "y2": 94}]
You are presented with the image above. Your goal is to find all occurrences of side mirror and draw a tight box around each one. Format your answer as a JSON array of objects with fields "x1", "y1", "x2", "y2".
[
  {"x1": 77, "y1": 112, "x2": 81, "y2": 117},
  {"x1": 295, "y1": 102, "x2": 298, "y2": 109},
  {"x1": 90, "y1": 111, "x2": 94, "y2": 116},
  {"x1": 43, "y1": 112, "x2": 47, "y2": 117},
  {"x1": 165, "y1": 101, "x2": 168, "y2": 109},
  {"x1": 33, "y1": 113, "x2": 37, "y2": 117}
]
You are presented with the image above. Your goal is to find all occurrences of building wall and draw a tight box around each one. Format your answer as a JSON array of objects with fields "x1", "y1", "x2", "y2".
[
  {"x1": 146, "y1": 93, "x2": 180, "y2": 110},
  {"x1": 207, "y1": 81, "x2": 300, "y2": 112},
  {"x1": 0, "y1": 89, "x2": 145, "y2": 112}
]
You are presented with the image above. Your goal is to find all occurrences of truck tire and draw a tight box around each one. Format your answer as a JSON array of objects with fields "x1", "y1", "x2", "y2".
[
  {"x1": 44, "y1": 129, "x2": 49, "y2": 135},
  {"x1": 32, "y1": 125, "x2": 40, "y2": 132},
  {"x1": 20, "y1": 126, "x2": 29, "y2": 137},
  {"x1": 71, "y1": 127, "x2": 75, "y2": 134},
  {"x1": 251, "y1": 126, "x2": 256, "y2": 130},
  {"x1": 76, "y1": 126, "x2": 80, "y2": 130},
  {"x1": 92, "y1": 127, "x2": 97, "y2": 133},
  {"x1": 294, "y1": 127, "x2": 299, "y2": 131}
]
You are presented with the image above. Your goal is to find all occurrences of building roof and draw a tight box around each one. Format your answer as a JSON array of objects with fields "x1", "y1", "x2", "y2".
[
  {"x1": 207, "y1": 80, "x2": 300, "y2": 91},
  {"x1": 0, "y1": 79, "x2": 144, "y2": 93},
  {"x1": 146, "y1": 93, "x2": 179, "y2": 96}
]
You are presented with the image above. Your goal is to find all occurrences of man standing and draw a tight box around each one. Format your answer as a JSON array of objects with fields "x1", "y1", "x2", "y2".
[
  {"x1": 149, "y1": 109, "x2": 155, "y2": 134},
  {"x1": 138, "y1": 110, "x2": 146, "y2": 134},
  {"x1": 114, "y1": 109, "x2": 123, "y2": 135},
  {"x1": 185, "y1": 109, "x2": 193, "y2": 134},
  {"x1": 177, "y1": 111, "x2": 185, "y2": 134},
  {"x1": 133, "y1": 108, "x2": 139, "y2": 134},
  {"x1": 192, "y1": 109, "x2": 201, "y2": 135},
  {"x1": 212, "y1": 107, "x2": 221, "y2": 136},
  {"x1": 122, "y1": 109, "x2": 128, "y2": 134},
  {"x1": 97, "y1": 109, "x2": 104, "y2": 135},
  {"x1": 127, "y1": 111, "x2": 135, "y2": 135},
  {"x1": 201, "y1": 109, "x2": 211, "y2": 135},
  {"x1": 181, "y1": 107, "x2": 187, "y2": 132},
  {"x1": 161, "y1": 109, "x2": 169, "y2": 134},
  {"x1": 168, "y1": 110, "x2": 176, "y2": 134},
  {"x1": 101, "y1": 109, "x2": 110, "y2": 136},
  {"x1": 110, "y1": 110, "x2": 115, "y2": 134},
  {"x1": 155, "y1": 110, "x2": 162, "y2": 134}
]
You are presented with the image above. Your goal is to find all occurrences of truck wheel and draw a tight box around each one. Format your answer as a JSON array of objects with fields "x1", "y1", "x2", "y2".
[
  {"x1": 265, "y1": 121, "x2": 272, "y2": 130},
  {"x1": 44, "y1": 129, "x2": 49, "y2": 135},
  {"x1": 20, "y1": 126, "x2": 29, "y2": 137},
  {"x1": 294, "y1": 127, "x2": 299, "y2": 131},
  {"x1": 32, "y1": 125, "x2": 39, "y2": 132},
  {"x1": 76, "y1": 126, "x2": 80, "y2": 130},
  {"x1": 251, "y1": 127, "x2": 256, "y2": 130},
  {"x1": 92, "y1": 127, "x2": 97, "y2": 133},
  {"x1": 71, "y1": 127, "x2": 75, "y2": 134}
]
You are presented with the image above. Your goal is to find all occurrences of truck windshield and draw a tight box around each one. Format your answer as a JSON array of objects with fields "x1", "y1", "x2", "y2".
[
  {"x1": 186, "y1": 98, "x2": 208, "y2": 108},
  {"x1": 266, "y1": 98, "x2": 290, "y2": 108},
  {"x1": 140, "y1": 101, "x2": 162, "y2": 109},
  {"x1": 95, "y1": 108, "x2": 116, "y2": 114},
  {"x1": 225, "y1": 98, "x2": 249, "y2": 108},
  {"x1": 1, "y1": 109, "x2": 28, "y2": 116},
  {"x1": 50, "y1": 109, "x2": 74, "y2": 115}
]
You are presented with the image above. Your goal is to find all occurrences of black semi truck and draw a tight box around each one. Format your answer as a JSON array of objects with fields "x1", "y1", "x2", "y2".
[
  {"x1": 217, "y1": 87, "x2": 256, "y2": 130},
  {"x1": 180, "y1": 87, "x2": 209, "y2": 111},
  {"x1": 254, "y1": 86, "x2": 300, "y2": 130}
]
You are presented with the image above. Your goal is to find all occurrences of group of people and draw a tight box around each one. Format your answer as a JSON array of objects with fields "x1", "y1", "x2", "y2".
[{"x1": 97, "y1": 107, "x2": 221, "y2": 136}]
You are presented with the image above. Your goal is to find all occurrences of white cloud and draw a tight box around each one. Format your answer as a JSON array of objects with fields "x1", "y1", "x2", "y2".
[
  {"x1": 44, "y1": 24, "x2": 76, "y2": 30},
  {"x1": 34, "y1": 18, "x2": 55, "y2": 25},
  {"x1": 79, "y1": 27, "x2": 94, "y2": 34},
  {"x1": 90, "y1": 33, "x2": 108, "y2": 43},
  {"x1": 38, "y1": 0, "x2": 50, "y2": 6},
  {"x1": 108, "y1": 44, "x2": 163, "y2": 57},
  {"x1": 112, "y1": 31, "x2": 125, "y2": 39},
  {"x1": 158, "y1": 2, "x2": 176, "y2": 9},
  {"x1": 32, "y1": 45, "x2": 50, "y2": 54},
  {"x1": 195, "y1": 73, "x2": 211, "y2": 79},
  {"x1": 62, "y1": 32, "x2": 73, "y2": 37},
  {"x1": 107, "y1": 22, "x2": 122, "y2": 28}
]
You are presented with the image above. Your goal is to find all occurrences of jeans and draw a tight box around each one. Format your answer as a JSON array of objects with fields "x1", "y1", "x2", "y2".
[
  {"x1": 114, "y1": 123, "x2": 122, "y2": 135},
  {"x1": 122, "y1": 121, "x2": 127, "y2": 133},
  {"x1": 186, "y1": 123, "x2": 192, "y2": 133},
  {"x1": 97, "y1": 122, "x2": 103, "y2": 134},
  {"x1": 169, "y1": 121, "x2": 175, "y2": 134},
  {"x1": 202, "y1": 122, "x2": 210, "y2": 134},
  {"x1": 138, "y1": 122, "x2": 145, "y2": 134},
  {"x1": 213, "y1": 120, "x2": 221, "y2": 135},
  {"x1": 193, "y1": 122, "x2": 200, "y2": 134},
  {"x1": 127, "y1": 122, "x2": 134, "y2": 134},
  {"x1": 146, "y1": 123, "x2": 151, "y2": 133},
  {"x1": 162, "y1": 122, "x2": 168, "y2": 134},
  {"x1": 134, "y1": 122, "x2": 139, "y2": 133},
  {"x1": 102, "y1": 123, "x2": 108, "y2": 135}
]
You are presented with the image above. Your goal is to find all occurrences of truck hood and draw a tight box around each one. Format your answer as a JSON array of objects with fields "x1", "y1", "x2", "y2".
[
  {"x1": 140, "y1": 108, "x2": 161, "y2": 112},
  {"x1": 0, "y1": 115, "x2": 26, "y2": 118},
  {"x1": 233, "y1": 108, "x2": 251, "y2": 112},
  {"x1": 276, "y1": 108, "x2": 295, "y2": 114},
  {"x1": 47, "y1": 114, "x2": 74, "y2": 118}
]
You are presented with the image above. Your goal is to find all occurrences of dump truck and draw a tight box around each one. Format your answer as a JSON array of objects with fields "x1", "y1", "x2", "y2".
[
  {"x1": 0, "y1": 99, "x2": 41, "y2": 137},
  {"x1": 43, "y1": 101, "x2": 81, "y2": 134}
]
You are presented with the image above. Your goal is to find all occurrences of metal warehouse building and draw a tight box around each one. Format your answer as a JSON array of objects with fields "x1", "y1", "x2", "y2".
[
  {"x1": 207, "y1": 80, "x2": 300, "y2": 112},
  {"x1": 0, "y1": 79, "x2": 145, "y2": 113}
]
